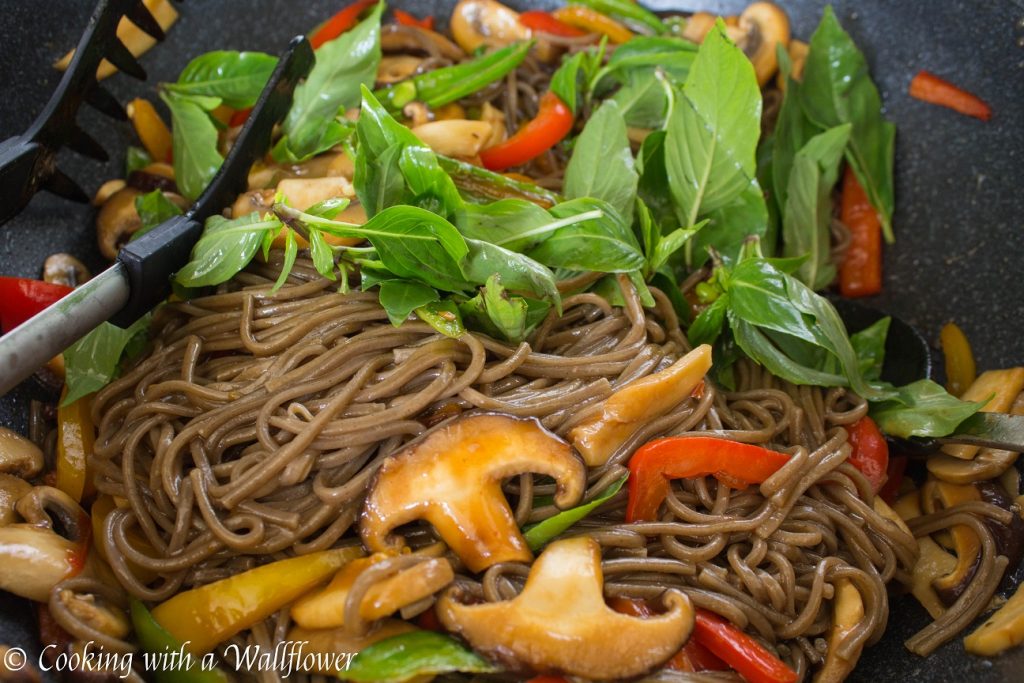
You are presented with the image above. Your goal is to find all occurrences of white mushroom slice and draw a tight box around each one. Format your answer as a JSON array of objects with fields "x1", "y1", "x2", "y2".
[{"x1": 412, "y1": 120, "x2": 494, "y2": 158}]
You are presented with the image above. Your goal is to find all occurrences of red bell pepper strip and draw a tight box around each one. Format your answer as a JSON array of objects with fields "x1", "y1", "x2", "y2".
[
  {"x1": 520, "y1": 10, "x2": 587, "y2": 37},
  {"x1": 626, "y1": 437, "x2": 791, "y2": 522},
  {"x1": 909, "y1": 70, "x2": 991, "y2": 121},
  {"x1": 394, "y1": 8, "x2": 434, "y2": 30},
  {"x1": 692, "y1": 609, "x2": 798, "y2": 683},
  {"x1": 878, "y1": 454, "x2": 908, "y2": 505},
  {"x1": 838, "y1": 166, "x2": 883, "y2": 298},
  {"x1": 310, "y1": 0, "x2": 378, "y2": 50},
  {"x1": 0, "y1": 277, "x2": 72, "y2": 333},
  {"x1": 845, "y1": 416, "x2": 889, "y2": 493},
  {"x1": 479, "y1": 92, "x2": 575, "y2": 171}
]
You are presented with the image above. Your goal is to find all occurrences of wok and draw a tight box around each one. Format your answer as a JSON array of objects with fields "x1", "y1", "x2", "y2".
[{"x1": 1, "y1": 1, "x2": 1022, "y2": 680}]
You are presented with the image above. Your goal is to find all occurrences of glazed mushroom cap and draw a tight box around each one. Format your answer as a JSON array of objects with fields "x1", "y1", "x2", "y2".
[
  {"x1": 360, "y1": 413, "x2": 586, "y2": 573},
  {"x1": 738, "y1": 2, "x2": 791, "y2": 86},
  {"x1": 381, "y1": 23, "x2": 465, "y2": 62},
  {"x1": 570, "y1": 343, "x2": 712, "y2": 467},
  {"x1": 412, "y1": 120, "x2": 495, "y2": 158},
  {"x1": 450, "y1": 0, "x2": 530, "y2": 54},
  {"x1": 0, "y1": 524, "x2": 85, "y2": 602},
  {"x1": 0, "y1": 473, "x2": 32, "y2": 526},
  {"x1": 0, "y1": 427, "x2": 44, "y2": 479},
  {"x1": 42, "y1": 253, "x2": 91, "y2": 288},
  {"x1": 437, "y1": 535, "x2": 694, "y2": 679},
  {"x1": 96, "y1": 187, "x2": 142, "y2": 260}
]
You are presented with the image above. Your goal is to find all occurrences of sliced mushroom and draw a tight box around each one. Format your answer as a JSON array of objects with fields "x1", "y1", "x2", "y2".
[
  {"x1": 0, "y1": 525, "x2": 86, "y2": 601},
  {"x1": 921, "y1": 480, "x2": 984, "y2": 605},
  {"x1": 286, "y1": 621, "x2": 416, "y2": 675},
  {"x1": 777, "y1": 39, "x2": 809, "y2": 90},
  {"x1": 893, "y1": 490, "x2": 957, "y2": 619},
  {"x1": 404, "y1": 101, "x2": 432, "y2": 128},
  {"x1": 450, "y1": 0, "x2": 529, "y2": 54},
  {"x1": 56, "y1": 588, "x2": 131, "y2": 640},
  {"x1": 16, "y1": 486, "x2": 89, "y2": 542},
  {"x1": 92, "y1": 179, "x2": 126, "y2": 207},
  {"x1": 570, "y1": 343, "x2": 712, "y2": 466},
  {"x1": 291, "y1": 553, "x2": 454, "y2": 630},
  {"x1": 0, "y1": 427, "x2": 44, "y2": 479},
  {"x1": 377, "y1": 55, "x2": 424, "y2": 84},
  {"x1": 941, "y1": 368, "x2": 1024, "y2": 460},
  {"x1": 361, "y1": 413, "x2": 586, "y2": 573},
  {"x1": 964, "y1": 575, "x2": 1024, "y2": 656},
  {"x1": 0, "y1": 474, "x2": 32, "y2": 526},
  {"x1": 248, "y1": 152, "x2": 356, "y2": 190},
  {"x1": 412, "y1": 120, "x2": 494, "y2": 158},
  {"x1": 815, "y1": 579, "x2": 865, "y2": 683},
  {"x1": 681, "y1": 12, "x2": 717, "y2": 43},
  {"x1": 738, "y1": 2, "x2": 791, "y2": 86},
  {"x1": 381, "y1": 23, "x2": 465, "y2": 62},
  {"x1": 276, "y1": 176, "x2": 356, "y2": 211},
  {"x1": 43, "y1": 254, "x2": 91, "y2": 288},
  {"x1": 930, "y1": 388, "x2": 1024, "y2": 483},
  {"x1": 479, "y1": 101, "x2": 508, "y2": 148},
  {"x1": 96, "y1": 187, "x2": 142, "y2": 260},
  {"x1": 438, "y1": 536, "x2": 693, "y2": 678}
]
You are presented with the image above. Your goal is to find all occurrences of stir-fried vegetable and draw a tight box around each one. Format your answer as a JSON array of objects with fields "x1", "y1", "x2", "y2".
[
  {"x1": 309, "y1": 0, "x2": 378, "y2": 49},
  {"x1": 692, "y1": 609, "x2": 799, "y2": 683},
  {"x1": 910, "y1": 70, "x2": 992, "y2": 121},
  {"x1": 838, "y1": 166, "x2": 883, "y2": 297},
  {"x1": 0, "y1": 277, "x2": 71, "y2": 332},
  {"x1": 941, "y1": 321, "x2": 977, "y2": 397},
  {"x1": 845, "y1": 416, "x2": 889, "y2": 493},
  {"x1": 479, "y1": 92, "x2": 575, "y2": 170}
]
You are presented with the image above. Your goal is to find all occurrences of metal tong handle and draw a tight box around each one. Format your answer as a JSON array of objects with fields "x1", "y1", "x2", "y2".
[{"x1": 0, "y1": 36, "x2": 315, "y2": 396}]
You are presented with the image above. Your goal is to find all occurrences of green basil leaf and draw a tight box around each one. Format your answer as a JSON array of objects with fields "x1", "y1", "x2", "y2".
[
  {"x1": 636, "y1": 130, "x2": 676, "y2": 229},
  {"x1": 688, "y1": 295, "x2": 728, "y2": 347},
  {"x1": 63, "y1": 316, "x2": 151, "y2": 406},
  {"x1": 728, "y1": 258, "x2": 820, "y2": 346},
  {"x1": 481, "y1": 275, "x2": 530, "y2": 342},
  {"x1": 850, "y1": 316, "x2": 890, "y2": 382},
  {"x1": 528, "y1": 198, "x2": 645, "y2": 273},
  {"x1": 550, "y1": 51, "x2": 586, "y2": 115},
  {"x1": 564, "y1": 100, "x2": 638, "y2": 223},
  {"x1": 463, "y1": 239, "x2": 560, "y2": 305},
  {"x1": 161, "y1": 91, "x2": 224, "y2": 201},
  {"x1": 454, "y1": 199, "x2": 553, "y2": 252},
  {"x1": 781, "y1": 124, "x2": 851, "y2": 289},
  {"x1": 379, "y1": 280, "x2": 440, "y2": 327},
  {"x1": 125, "y1": 145, "x2": 152, "y2": 175},
  {"x1": 870, "y1": 379, "x2": 985, "y2": 439},
  {"x1": 345, "y1": 631, "x2": 498, "y2": 683},
  {"x1": 175, "y1": 213, "x2": 280, "y2": 287},
  {"x1": 281, "y1": 2, "x2": 383, "y2": 160},
  {"x1": 523, "y1": 472, "x2": 629, "y2": 551},
  {"x1": 166, "y1": 50, "x2": 278, "y2": 109},
  {"x1": 575, "y1": 0, "x2": 665, "y2": 35},
  {"x1": 398, "y1": 144, "x2": 462, "y2": 217},
  {"x1": 416, "y1": 300, "x2": 465, "y2": 338},
  {"x1": 650, "y1": 220, "x2": 706, "y2": 274},
  {"x1": 771, "y1": 56, "x2": 822, "y2": 213},
  {"x1": 436, "y1": 154, "x2": 561, "y2": 207},
  {"x1": 611, "y1": 71, "x2": 668, "y2": 128},
  {"x1": 380, "y1": 42, "x2": 530, "y2": 110},
  {"x1": 692, "y1": 179, "x2": 769, "y2": 264},
  {"x1": 801, "y1": 6, "x2": 895, "y2": 241},
  {"x1": 307, "y1": 197, "x2": 351, "y2": 220},
  {"x1": 133, "y1": 190, "x2": 183, "y2": 240},
  {"x1": 308, "y1": 228, "x2": 337, "y2": 281},
  {"x1": 360, "y1": 262, "x2": 396, "y2": 291},
  {"x1": 358, "y1": 143, "x2": 405, "y2": 217},
  {"x1": 729, "y1": 313, "x2": 847, "y2": 387},
  {"x1": 664, "y1": 22, "x2": 761, "y2": 228},
  {"x1": 272, "y1": 228, "x2": 299, "y2": 292}
]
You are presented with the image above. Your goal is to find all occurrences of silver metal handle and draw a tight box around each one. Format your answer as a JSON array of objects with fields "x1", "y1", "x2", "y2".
[{"x1": 0, "y1": 263, "x2": 129, "y2": 395}]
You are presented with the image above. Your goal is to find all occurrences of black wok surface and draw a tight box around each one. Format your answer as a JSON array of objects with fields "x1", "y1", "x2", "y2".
[{"x1": 1, "y1": 1, "x2": 1022, "y2": 680}]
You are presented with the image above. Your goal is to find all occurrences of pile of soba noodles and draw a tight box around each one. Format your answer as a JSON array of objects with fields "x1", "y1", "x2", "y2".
[{"x1": 15, "y1": 2, "x2": 1021, "y2": 682}]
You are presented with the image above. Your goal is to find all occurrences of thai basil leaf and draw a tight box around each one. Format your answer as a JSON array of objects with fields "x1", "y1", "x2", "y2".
[
  {"x1": 664, "y1": 22, "x2": 761, "y2": 228},
  {"x1": 346, "y1": 631, "x2": 499, "y2": 683},
  {"x1": 527, "y1": 198, "x2": 645, "y2": 273},
  {"x1": 166, "y1": 51, "x2": 278, "y2": 109},
  {"x1": 306, "y1": 197, "x2": 351, "y2": 220},
  {"x1": 650, "y1": 222, "x2": 706, "y2": 275},
  {"x1": 436, "y1": 155, "x2": 561, "y2": 207},
  {"x1": 575, "y1": 0, "x2": 665, "y2": 34},
  {"x1": 870, "y1": 380, "x2": 985, "y2": 439},
  {"x1": 307, "y1": 228, "x2": 337, "y2": 281},
  {"x1": 397, "y1": 145, "x2": 462, "y2": 217},
  {"x1": 782, "y1": 124, "x2": 851, "y2": 289},
  {"x1": 770, "y1": 48, "x2": 822, "y2": 213},
  {"x1": 379, "y1": 280, "x2": 440, "y2": 327},
  {"x1": 62, "y1": 315, "x2": 151, "y2": 406},
  {"x1": 132, "y1": 190, "x2": 183, "y2": 240},
  {"x1": 636, "y1": 130, "x2": 676, "y2": 229},
  {"x1": 611, "y1": 71, "x2": 668, "y2": 128},
  {"x1": 692, "y1": 179, "x2": 769, "y2": 264},
  {"x1": 523, "y1": 472, "x2": 629, "y2": 551},
  {"x1": 550, "y1": 46, "x2": 605, "y2": 115},
  {"x1": 454, "y1": 199, "x2": 553, "y2": 252},
  {"x1": 125, "y1": 145, "x2": 151, "y2": 175},
  {"x1": 272, "y1": 228, "x2": 298, "y2": 292},
  {"x1": 463, "y1": 239, "x2": 560, "y2": 305},
  {"x1": 801, "y1": 6, "x2": 895, "y2": 241},
  {"x1": 688, "y1": 295, "x2": 728, "y2": 347},
  {"x1": 175, "y1": 213, "x2": 280, "y2": 287},
  {"x1": 564, "y1": 100, "x2": 638, "y2": 223},
  {"x1": 280, "y1": 2, "x2": 383, "y2": 160},
  {"x1": 416, "y1": 300, "x2": 465, "y2": 338},
  {"x1": 850, "y1": 316, "x2": 889, "y2": 382},
  {"x1": 378, "y1": 42, "x2": 531, "y2": 110},
  {"x1": 161, "y1": 91, "x2": 223, "y2": 201},
  {"x1": 480, "y1": 275, "x2": 530, "y2": 342}
]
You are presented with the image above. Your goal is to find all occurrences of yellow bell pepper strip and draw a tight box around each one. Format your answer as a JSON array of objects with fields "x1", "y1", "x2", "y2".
[
  {"x1": 126, "y1": 98, "x2": 173, "y2": 164},
  {"x1": 552, "y1": 5, "x2": 633, "y2": 43},
  {"x1": 130, "y1": 601, "x2": 229, "y2": 683},
  {"x1": 964, "y1": 576, "x2": 1024, "y2": 656},
  {"x1": 57, "y1": 387, "x2": 96, "y2": 503},
  {"x1": 940, "y1": 322, "x2": 976, "y2": 398},
  {"x1": 626, "y1": 437, "x2": 791, "y2": 522},
  {"x1": 151, "y1": 546, "x2": 364, "y2": 654}
]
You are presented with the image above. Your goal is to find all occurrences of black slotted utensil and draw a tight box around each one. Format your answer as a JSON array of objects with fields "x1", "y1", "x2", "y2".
[
  {"x1": 0, "y1": 0, "x2": 169, "y2": 225},
  {"x1": 0, "y1": 35, "x2": 315, "y2": 396}
]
